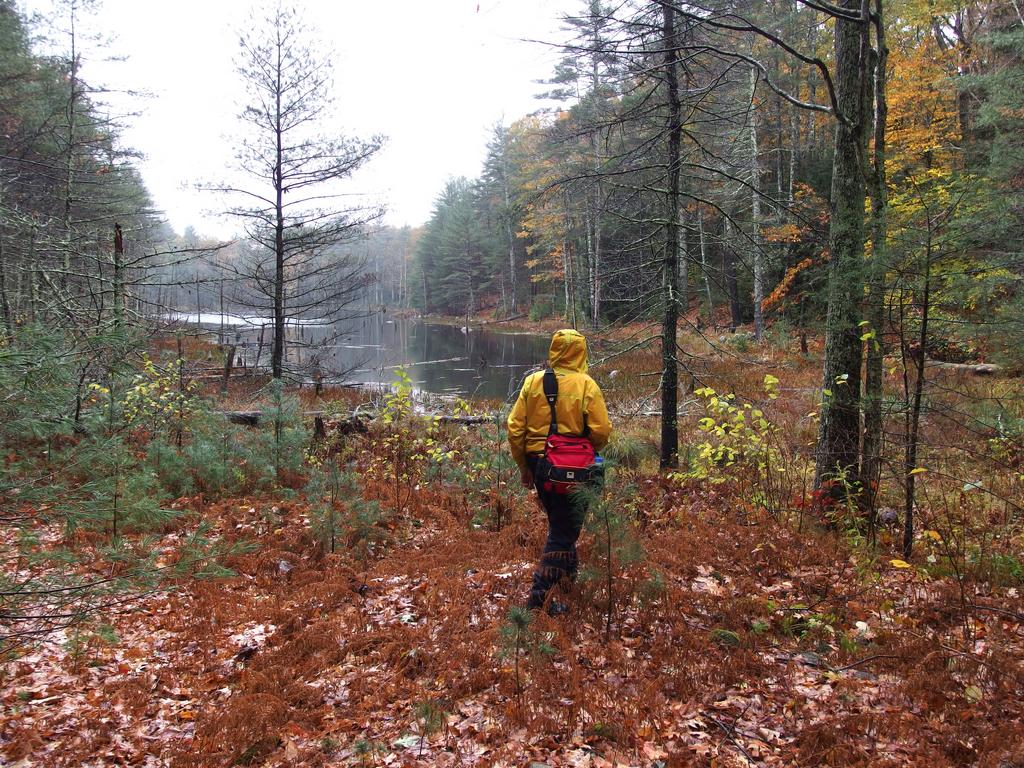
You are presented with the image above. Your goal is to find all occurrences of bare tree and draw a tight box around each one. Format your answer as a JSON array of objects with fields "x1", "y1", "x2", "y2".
[{"x1": 208, "y1": 2, "x2": 384, "y2": 379}]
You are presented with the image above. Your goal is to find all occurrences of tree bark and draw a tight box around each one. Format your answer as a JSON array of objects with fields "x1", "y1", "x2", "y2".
[
  {"x1": 61, "y1": 2, "x2": 79, "y2": 287},
  {"x1": 699, "y1": 209, "x2": 714, "y2": 325},
  {"x1": 862, "y1": 0, "x2": 889, "y2": 514},
  {"x1": 904, "y1": 237, "x2": 932, "y2": 558},
  {"x1": 0, "y1": 182, "x2": 13, "y2": 342},
  {"x1": 660, "y1": 4, "x2": 681, "y2": 469},
  {"x1": 723, "y1": 220, "x2": 742, "y2": 332},
  {"x1": 815, "y1": 0, "x2": 868, "y2": 491},
  {"x1": 749, "y1": 66, "x2": 765, "y2": 340},
  {"x1": 113, "y1": 223, "x2": 125, "y2": 329},
  {"x1": 221, "y1": 345, "x2": 236, "y2": 395},
  {"x1": 679, "y1": 213, "x2": 689, "y2": 320},
  {"x1": 272, "y1": 31, "x2": 286, "y2": 381}
]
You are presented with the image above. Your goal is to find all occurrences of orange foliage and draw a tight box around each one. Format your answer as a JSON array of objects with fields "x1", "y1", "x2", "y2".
[
  {"x1": 762, "y1": 256, "x2": 819, "y2": 313},
  {"x1": 885, "y1": 28, "x2": 961, "y2": 176},
  {"x1": 762, "y1": 223, "x2": 804, "y2": 244}
]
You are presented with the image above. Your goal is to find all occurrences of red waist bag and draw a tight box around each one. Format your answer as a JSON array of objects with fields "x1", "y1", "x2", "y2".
[{"x1": 535, "y1": 368, "x2": 598, "y2": 494}]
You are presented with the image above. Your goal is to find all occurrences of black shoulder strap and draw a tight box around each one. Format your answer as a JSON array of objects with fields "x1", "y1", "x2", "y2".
[
  {"x1": 542, "y1": 367, "x2": 591, "y2": 438},
  {"x1": 542, "y1": 367, "x2": 558, "y2": 436}
]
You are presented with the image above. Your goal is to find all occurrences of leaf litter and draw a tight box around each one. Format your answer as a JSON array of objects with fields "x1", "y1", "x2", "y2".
[{"x1": 2, "y1": 459, "x2": 1023, "y2": 766}]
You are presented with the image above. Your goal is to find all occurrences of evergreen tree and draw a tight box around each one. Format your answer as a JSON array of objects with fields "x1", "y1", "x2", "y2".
[{"x1": 415, "y1": 178, "x2": 496, "y2": 316}]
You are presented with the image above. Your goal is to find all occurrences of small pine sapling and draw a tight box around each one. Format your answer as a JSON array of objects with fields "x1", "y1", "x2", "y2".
[
  {"x1": 352, "y1": 737, "x2": 381, "y2": 766},
  {"x1": 73, "y1": 378, "x2": 177, "y2": 542},
  {"x1": 262, "y1": 380, "x2": 308, "y2": 486},
  {"x1": 482, "y1": 408, "x2": 522, "y2": 529},
  {"x1": 64, "y1": 620, "x2": 119, "y2": 671},
  {"x1": 307, "y1": 460, "x2": 350, "y2": 554},
  {"x1": 576, "y1": 468, "x2": 645, "y2": 641},
  {"x1": 500, "y1": 606, "x2": 532, "y2": 696},
  {"x1": 346, "y1": 497, "x2": 387, "y2": 592},
  {"x1": 498, "y1": 606, "x2": 555, "y2": 700},
  {"x1": 307, "y1": 463, "x2": 388, "y2": 585},
  {"x1": 412, "y1": 698, "x2": 447, "y2": 756}
]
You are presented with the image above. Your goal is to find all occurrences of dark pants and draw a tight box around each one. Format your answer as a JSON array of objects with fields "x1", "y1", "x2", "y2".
[{"x1": 526, "y1": 455, "x2": 587, "y2": 609}]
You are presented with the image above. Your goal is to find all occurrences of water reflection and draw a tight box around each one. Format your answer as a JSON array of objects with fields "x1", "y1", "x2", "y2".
[
  {"x1": 171, "y1": 313, "x2": 552, "y2": 400},
  {"x1": 323, "y1": 318, "x2": 551, "y2": 400}
]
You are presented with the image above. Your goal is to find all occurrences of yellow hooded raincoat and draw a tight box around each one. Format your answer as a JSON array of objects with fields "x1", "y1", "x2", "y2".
[{"x1": 507, "y1": 329, "x2": 612, "y2": 472}]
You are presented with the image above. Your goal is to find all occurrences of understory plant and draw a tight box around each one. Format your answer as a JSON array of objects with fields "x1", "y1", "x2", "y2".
[
  {"x1": 575, "y1": 469, "x2": 647, "y2": 641},
  {"x1": 676, "y1": 374, "x2": 804, "y2": 520},
  {"x1": 454, "y1": 409, "x2": 522, "y2": 530},
  {"x1": 369, "y1": 367, "x2": 422, "y2": 516},
  {"x1": 498, "y1": 606, "x2": 555, "y2": 698},
  {"x1": 0, "y1": 329, "x2": 239, "y2": 652},
  {"x1": 306, "y1": 460, "x2": 389, "y2": 580}
]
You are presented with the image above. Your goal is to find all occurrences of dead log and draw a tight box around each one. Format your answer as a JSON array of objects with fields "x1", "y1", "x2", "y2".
[
  {"x1": 218, "y1": 409, "x2": 492, "y2": 429},
  {"x1": 478, "y1": 312, "x2": 528, "y2": 325},
  {"x1": 222, "y1": 410, "x2": 264, "y2": 426},
  {"x1": 435, "y1": 415, "x2": 491, "y2": 425},
  {"x1": 925, "y1": 360, "x2": 1004, "y2": 376}
]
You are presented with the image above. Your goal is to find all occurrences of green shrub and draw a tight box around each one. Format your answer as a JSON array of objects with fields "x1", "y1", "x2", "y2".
[
  {"x1": 147, "y1": 438, "x2": 196, "y2": 498},
  {"x1": 0, "y1": 328, "x2": 241, "y2": 651},
  {"x1": 251, "y1": 380, "x2": 309, "y2": 485},
  {"x1": 602, "y1": 433, "x2": 657, "y2": 470},
  {"x1": 576, "y1": 473, "x2": 647, "y2": 640},
  {"x1": 147, "y1": 413, "x2": 250, "y2": 499},
  {"x1": 976, "y1": 552, "x2": 1024, "y2": 586},
  {"x1": 75, "y1": 440, "x2": 175, "y2": 540},
  {"x1": 724, "y1": 330, "x2": 755, "y2": 352}
]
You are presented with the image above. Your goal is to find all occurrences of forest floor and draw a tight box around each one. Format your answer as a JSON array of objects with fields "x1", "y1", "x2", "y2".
[
  {"x1": 4, "y1": 448, "x2": 1024, "y2": 766},
  {"x1": 3, "y1": 334, "x2": 1024, "y2": 767}
]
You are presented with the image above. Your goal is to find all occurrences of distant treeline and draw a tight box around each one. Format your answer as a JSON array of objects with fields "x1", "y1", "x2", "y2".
[{"x1": 410, "y1": 0, "x2": 1023, "y2": 364}]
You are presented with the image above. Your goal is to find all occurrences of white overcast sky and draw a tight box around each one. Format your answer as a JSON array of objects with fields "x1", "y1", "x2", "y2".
[{"x1": 21, "y1": 0, "x2": 577, "y2": 237}]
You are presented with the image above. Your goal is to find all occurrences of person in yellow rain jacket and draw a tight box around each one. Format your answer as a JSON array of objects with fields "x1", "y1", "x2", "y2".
[{"x1": 507, "y1": 329, "x2": 612, "y2": 612}]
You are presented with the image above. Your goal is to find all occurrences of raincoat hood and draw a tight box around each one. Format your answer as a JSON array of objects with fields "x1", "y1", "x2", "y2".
[{"x1": 548, "y1": 329, "x2": 588, "y2": 373}]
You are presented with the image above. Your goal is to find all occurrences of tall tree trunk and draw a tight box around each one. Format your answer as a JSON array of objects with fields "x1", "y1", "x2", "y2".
[
  {"x1": 699, "y1": 209, "x2": 714, "y2": 324},
  {"x1": 562, "y1": 193, "x2": 577, "y2": 328},
  {"x1": 501, "y1": 141, "x2": 518, "y2": 314},
  {"x1": 0, "y1": 237, "x2": 12, "y2": 343},
  {"x1": 723, "y1": 220, "x2": 742, "y2": 332},
  {"x1": 749, "y1": 66, "x2": 765, "y2": 340},
  {"x1": 587, "y1": 13, "x2": 605, "y2": 328},
  {"x1": 506, "y1": 220, "x2": 517, "y2": 315},
  {"x1": 29, "y1": 225, "x2": 38, "y2": 324},
  {"x1": 660, "y1": 4, "x2": 681, "y2": 469},
  {"x1": 62, "y1": 1, "x2": 79, "y2": 287},
  {"x1": 679, "y1": 213, "x2": 689, "y2": 320},
  {"x1": 593, "y1": 203, "x2": 602, "y2": 327},
  {"x1": 585, "y1": 209, "x2": 596, "y2": 324},
  {"x1": 0, "y1": 182, "x2": 12, "y2": 342},
  {"x1": 562, "y1": 242, "x2": 576, "y2": 327},
  {"x1": 862, "y1": 0, "x2": 889, "y2": 515},
  {"x1": 219, "y1": 277, "x2": 226, "y2": 344},
  {"x1": 903, "y1": 234, "x2": 932, "y2": 558},
  {"x1": 815, "y1": 0, "x2": 868, "y2": 490},
  {"x1": 112, "y1": 223, "x2": 125, "y2": 329},
  {"x1": 272, "y1": 38, "x2": 286, "y2": 380}
]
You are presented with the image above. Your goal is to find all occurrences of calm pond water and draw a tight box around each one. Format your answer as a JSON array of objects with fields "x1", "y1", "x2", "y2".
[
  {"x1": 333, "y1": 318, "x2": 552, "y2": 400},
  {"x1": 171, "y1": 313, "x2": 552, "y2": 401}
]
